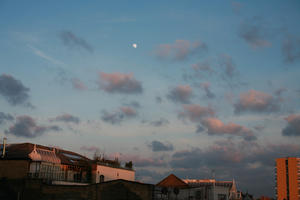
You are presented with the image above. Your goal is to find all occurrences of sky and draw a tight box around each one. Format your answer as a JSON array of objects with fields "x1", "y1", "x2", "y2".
[{"x1": 0, "y1": 0, "x2": 300, "y2": 197}]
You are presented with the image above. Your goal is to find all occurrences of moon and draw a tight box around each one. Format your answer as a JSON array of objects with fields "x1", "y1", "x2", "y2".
[{"x1": 132, "y1": 43, "x2": 137, "y2": 48}]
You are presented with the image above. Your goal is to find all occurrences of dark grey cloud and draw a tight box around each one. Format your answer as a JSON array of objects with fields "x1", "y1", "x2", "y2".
[
  {"x1": 155, "y1": 40, "x2": 207, "y2": 61},
  {"x1": 219, "y1": 54, "x2": 237, "y2": 79},
  {"x1": 282, "y1": 35, "x2": 300, "y2": 63},
  {"x1": 101, "y1": 107, "x2": 137, "y2": 125},
  {"x1": 195, "y1": 125, "x2": 204, "y2": 133},
  {"x1": 274, "y1": 87, "x2": 287, "y2": 97},
  {"x1": 238, "y1": 17, "x2": 271, "y2": 48},
  {"x1": 101, "y1": 110, "x2": 124, "y2": 125},
  {"x1": 167, "y1": 85, "x2": 193, "y2": 104},
  {"x1": 99, "y1": 72, "x2": 143, "y2": 94},
  {"x1": 0, "y1": 112, "x2": 14, "y2": 125},
  {"x1": 156, "y1": 96, "x2": 163, "y2": 104},
  {"x1": 50, "y1": 114, "x2": 80, "y2": 124},
  {"x1": 0, "y1": 74, "x2": 33, "y2": 107},
  {"x1": 234, "y1": 90, "x2": 280, "y2": 114},
  {"x1": 148, "y1": 140, "x2": 174, "y2": 152},
  {"x1": 201, "y1": 82, "x2": 215, "y2": 99},
  {"x1": 5, "y1": 115, "x2": 61, "y2": 138},
  {"x1": 59, "y1": 31, "x2": 93, "y2": 53},
  {"x1": 123, "y1": 101, "x2": 141, "y2": 108},
  {"x1": 149, "y1": 118, "x2": 169, "y2": 127},
  {"x1": 169, "y1": 140, "x2": 300, "y2": 197},
  {"x1": 282, "y1": 114, "x2": 300, "y2": 136}
]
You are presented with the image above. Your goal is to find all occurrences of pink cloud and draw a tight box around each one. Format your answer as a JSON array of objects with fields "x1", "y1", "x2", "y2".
[
  {"x1": 120, "y1": 106, "x2": 137, "y2": 117},
  {"x1": 282, "y1": 114, "x2": 300, "y2": 136},
  {"x1": 167, "y1": 85, "x2": 193, "y2": 103},
  {"x1": 99, "y1": 72, "x2": 142, "y2": 94},
  {"x1": 155, "y1": 40, "x2": 207, "y2": 61},
  {"x1": 234, "y1": 90, "x2": 279, "y2": 113},
  {"x1": 71, "y1": 78, "x2": 87, "y2": 90},
  {"x1": 201, "y1": 117, "x2": 256, "y2": 140},
  {"x1": 179, "y1": 104, "x2": 214, "y2": 122}
]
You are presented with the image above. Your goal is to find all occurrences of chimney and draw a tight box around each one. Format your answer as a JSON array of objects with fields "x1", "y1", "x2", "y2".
[{"x1": 2, "y1": 137, "x2": 7, "y2": 158}]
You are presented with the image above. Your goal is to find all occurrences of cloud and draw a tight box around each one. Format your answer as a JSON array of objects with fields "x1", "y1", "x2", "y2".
[
  {"x1": 59, "y1": 31, "x2": 93, "y2": 53},
  {"x1": 101, "y1": 106, "x2": 137, "y2": 125},
  {"x1": 192, "y1": 61, "x2": 214, "y2": 74},
  {"x1": 167, "y1": 85, "x2": 193, "y2": 104},
  {"x1": 231, "y1": 1, "x2": 242, "y2": 15},
  {"x1": 120, "y1": 106, "x2": 137, "y2": 117},
  {"x1": 0, "y1": 74, "x2": 33, "y2": 107},
  {"x1": 80, "y1": 145, "x2": 100, "y2": 153},
  {"x1": 282, "y1": 114, "x2": 300, "y2": 136},
  {"x1": 195, "y1": 125, "x2": 205, "y2": 133},
  {"x1": 169, "y1": 140, "x2": 300, "y2": 196},
  {"x1": 282, "y1": 35, "x2": 300, "y2": 63},
  {"x1": 155, "y1": 40, "x2": 207, "y2": 61},
  {"x1": 234, "y1": 90, "x2": 280, "y2": 114},
  {"x1": 238, "y1": 17, "x2": 271, "y2": 48},
  {"x1": 0, "y1": 112, "x2": 14, "y2": 125},
  {"x1": 148, "y1": 140, "x2": 174, "y2": 152},
  {"x1": 178, "y1": 104, "x2": 214, "y2": 123},
  {"x1": 71, "y1": 78, "x2": 87, "y2": 90},
  {"x1": 50, "y1": 113, "x2": 80, "y2": 124},
  {"x1": 149, "y1": 118, "x2": 169, "y2": 127},
  {"x1": 219, "y1": 54, "x2": 237, "y2": 79},
  {"x1": 200, "y1": 82, "x2": 215, "y2": 99},
  {"x1": 155, "y1": 96, "x2": 163, "y2": 104},
  {"x1": 28, "y1": 45, "x2": 65, "y2": 66},
  {"x1": 5, "y1": 115, "x2": 61, "y2": 138},
  {"x1": 123, "y1": 101, "x2": 141, "y2": 108},
  {"x1": 274, "y1": 87, "x2": 287, "y2": 97},
  {"x1": 201, "y1": 117, "x2": 256, "y2": 141},
  {"x1": 99, "y1": 72, "x2": 142, "y2": 94}
]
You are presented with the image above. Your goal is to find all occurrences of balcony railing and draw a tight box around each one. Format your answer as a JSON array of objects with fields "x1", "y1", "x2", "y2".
[{"x1": 27, "y1": 172, "x2": 91, "y2": 183}]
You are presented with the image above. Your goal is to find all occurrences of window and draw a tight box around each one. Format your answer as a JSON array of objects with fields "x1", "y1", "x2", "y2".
[
  {"x1": 100, "y1": 175, "x2": 104, "y2": 183},
  {"x1": 195, "y1": 190, "x2": 202, "y2": 200},
  {"x1": 218, "y1": 194, "x2": 226, "y2": 200}
]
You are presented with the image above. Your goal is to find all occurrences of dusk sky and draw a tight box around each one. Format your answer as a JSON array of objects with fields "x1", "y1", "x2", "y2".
[{"x1": 1, "y1": 0, "x2": 300, "y2": 197}]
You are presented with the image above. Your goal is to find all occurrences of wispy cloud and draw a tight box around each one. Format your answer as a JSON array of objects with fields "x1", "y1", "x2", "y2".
[{"x1": 28, "y1": 45, "x2": 65, "y2": 66}]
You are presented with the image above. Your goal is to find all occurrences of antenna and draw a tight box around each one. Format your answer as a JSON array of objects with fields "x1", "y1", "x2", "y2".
[
  {"x1": 211, "y1": 169, "x2": 215, "y2": 180},
  {"x1": 2, "y1": 137, "x2": 7, "y2": 158}
]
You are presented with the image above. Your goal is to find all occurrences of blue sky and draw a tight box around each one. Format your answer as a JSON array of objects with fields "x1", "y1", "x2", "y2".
[{"x1": 1, "y1": 0, "x2": 300, "y2": 197}]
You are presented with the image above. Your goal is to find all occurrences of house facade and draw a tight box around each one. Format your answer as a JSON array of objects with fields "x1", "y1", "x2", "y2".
[{"x1": 156, "y1": 174, "x2": 241, "y2": 200}]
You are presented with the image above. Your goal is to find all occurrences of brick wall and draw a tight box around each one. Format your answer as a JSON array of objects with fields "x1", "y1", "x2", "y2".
[{"x1": 0, "y1": 160, "x2": 29, "y2": 179}]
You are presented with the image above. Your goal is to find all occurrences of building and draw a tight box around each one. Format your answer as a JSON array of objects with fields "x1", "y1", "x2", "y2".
[
  {"x1": 0, "y1": 142, "x2": 135, "y2": 184},
  {"x1": 156, "y1": 174, "x2": 240, "y2": 200},
  {"x1": 275, "y1": 157, "x2": 300, "y2": 200}
]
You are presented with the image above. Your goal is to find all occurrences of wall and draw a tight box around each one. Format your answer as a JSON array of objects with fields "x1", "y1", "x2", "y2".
[
  {"x1": 0, "y1": 178, "x2": 155, "y2": 200},
  {"x1": 0, "y1": 160, "x2": 30, "y2": 179},
  {"x1": 92, "y1": 164, "x2": 135, "y2": 183}
]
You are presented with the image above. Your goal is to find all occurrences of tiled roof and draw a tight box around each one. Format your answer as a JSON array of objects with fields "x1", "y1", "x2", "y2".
[{"x1": 156, "y1": 174, "x2": 189, "y2": 188}]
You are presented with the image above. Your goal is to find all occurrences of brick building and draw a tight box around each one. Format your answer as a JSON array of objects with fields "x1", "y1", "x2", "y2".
[{"x1": 275, "y1": 157, "x2": 300, "y2": 200}]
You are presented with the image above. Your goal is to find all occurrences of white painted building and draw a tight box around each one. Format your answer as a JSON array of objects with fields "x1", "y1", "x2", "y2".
[{"x1": 92, "y1": 161, "x2": 135, "y2": 183}]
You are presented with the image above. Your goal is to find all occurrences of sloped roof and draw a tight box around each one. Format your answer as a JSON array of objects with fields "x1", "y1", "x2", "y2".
[
  {"x1": 156, "y1": 174, "x2": 189, "y2": 188},
  {"x1": 1, "y1": 143, "x2": 90, "y2": 167}
]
